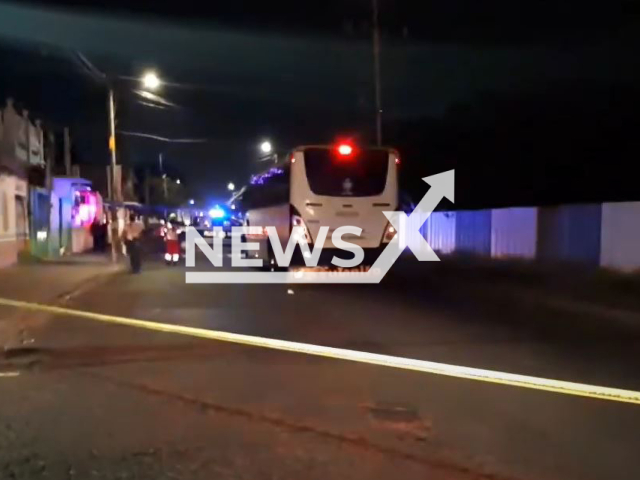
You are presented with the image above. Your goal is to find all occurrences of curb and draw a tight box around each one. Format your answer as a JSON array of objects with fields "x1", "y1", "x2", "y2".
[{"x1": 54, "y1": 265, "x2": 125, "y2": 304}]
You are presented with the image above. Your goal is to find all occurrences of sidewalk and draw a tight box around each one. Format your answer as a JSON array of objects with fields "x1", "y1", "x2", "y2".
[
  {"x1": 390, "y1": 256, "x2": 640, "y2": 333},
  {"x1": 0, "y1": 253, "x2": 124, "y2": 347}
]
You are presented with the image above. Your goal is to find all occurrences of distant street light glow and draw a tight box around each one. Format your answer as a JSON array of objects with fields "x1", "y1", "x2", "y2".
[
  {"x1": 227, "y1": 182, "x2": 235, "y2": 191},
  {"x1": 142, "y1": 71, "x2": 161, "y2": 90},
  {"x1": 260, "y1": 141, "x2": 272, "y2": 154},
  {"x1": 189, "y1": 199, "x2": 195, "y2": 205},
  {"x1": 176, "y1": 179, "x2": 181, "y2": 184}
]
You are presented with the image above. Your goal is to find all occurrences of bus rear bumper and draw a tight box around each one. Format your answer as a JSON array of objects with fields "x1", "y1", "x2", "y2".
[{"x1": 290, "y1": 246, "x2": 386, "y2": 268}]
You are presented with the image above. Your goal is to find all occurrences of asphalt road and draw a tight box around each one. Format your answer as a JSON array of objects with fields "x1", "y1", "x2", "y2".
[{"x1": 1, "y1": 245, "x2": 640, "y2": 480}]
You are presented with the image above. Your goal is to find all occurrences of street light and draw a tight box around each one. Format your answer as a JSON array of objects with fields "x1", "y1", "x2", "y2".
[
  {"x1": 227, "y1": 182, "x2": 235, "y2": 191},
  {"x1": 189, "y1": 199, "x2": 195, "y2": 205},
  {"x1": 141, "y1": 71, "x2": 161, "y2": 91},
  {"x1": 260, "y1": 141, "x2": 272, "y2": 154},
  {"x1": 176, "y1": 178, "x2": 181, "y2": 185}
]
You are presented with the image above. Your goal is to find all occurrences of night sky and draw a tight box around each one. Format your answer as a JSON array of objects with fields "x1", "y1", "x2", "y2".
[{"x1": 1, "y1": 1, "x2": 639, "y2": 207}]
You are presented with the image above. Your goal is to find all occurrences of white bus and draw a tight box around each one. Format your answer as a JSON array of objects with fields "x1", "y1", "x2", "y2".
[{"x1": 239, "y1": 143, "x2": 399, "y2": 268}]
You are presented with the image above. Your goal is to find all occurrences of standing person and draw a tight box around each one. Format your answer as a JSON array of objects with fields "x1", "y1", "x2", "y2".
[
  {"x1": 90, "y1": 217, "x2": 107, "y2": 252},
  {"x1": 164, "y1": 220, "x2": 180, "y2": 265},
  {"x1": 123, "y1": 213, "x2": 144, "y2": 273}
]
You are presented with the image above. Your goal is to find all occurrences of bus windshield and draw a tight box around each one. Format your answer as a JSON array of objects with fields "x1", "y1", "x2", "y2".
[{"x1": 303, "y1": 147, "x2": 389, "y2": 197}]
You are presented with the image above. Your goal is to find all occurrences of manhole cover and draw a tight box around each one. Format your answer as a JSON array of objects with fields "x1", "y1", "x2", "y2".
[
  {"x1": 365, "y1": 402, "x2": 420, "y2": 423},
  {"x1": 362, "y1": 402, "x2": 432, "y2": 440}
]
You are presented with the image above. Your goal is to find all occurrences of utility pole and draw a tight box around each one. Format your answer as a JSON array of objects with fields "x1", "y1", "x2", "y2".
[
  {"x1": 159, "y1": 153, "x2": 168, "y2": 201},
  {"x1": 45, "y1": 128, "x2": 53, "y2": 258},
  {"x1": 108, "y1": 88, "x2": 117, "y2": 196},
  {"x1": 372, "y1": 0, "x2": 383, "y2": 146},
  {"x1": 159, "y1": 153, "x2": 169, "y2": 217},
  {"x1": 108, "y1": 87, "x2": 118, "y2": 262},
  {"x1": 144, "y1": 167, "x2": 150, "y2": 206},
  {"x1": 63, "y1": 127, "x2": 72, "y2": 175},
  {"x1": 45, "y1": 131, "x2": 53, "y2": 191}
]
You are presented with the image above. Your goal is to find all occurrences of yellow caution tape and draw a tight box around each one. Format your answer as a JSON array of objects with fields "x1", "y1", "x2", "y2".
[{"x1": 1, "y1": 296, "x2": 639, "y2": 405}]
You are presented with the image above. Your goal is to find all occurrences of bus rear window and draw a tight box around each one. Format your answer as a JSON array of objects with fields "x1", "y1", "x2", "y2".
[{"x1": 303, "y1": 148, "x2": 389, "y2": 197}]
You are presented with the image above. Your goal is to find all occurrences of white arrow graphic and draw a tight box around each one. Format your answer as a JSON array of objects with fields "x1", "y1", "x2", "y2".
[
  {"x1": 366, "y1": 169, "x2": 455, "y2": 282},
  {"x1": 186, "y1": 170, "x2": 454, "y2": 284}
]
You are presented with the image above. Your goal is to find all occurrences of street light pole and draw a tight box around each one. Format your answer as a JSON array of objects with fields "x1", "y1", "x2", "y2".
[
  {"x1": 75, "y1": 55, "x2": 166, "y2": 261},
  {"x1": 159, "y1": 153, "x2": 168, "y2": 199},
  {"x1": 108, "y1": 88, "x2": 117, "y2": 193},
  {"x1": 159, "y1": 153, "x2": 168, "y2": 217},
  {"x1": 372, "y1": 0, "x2": 383, "y2": 146}
]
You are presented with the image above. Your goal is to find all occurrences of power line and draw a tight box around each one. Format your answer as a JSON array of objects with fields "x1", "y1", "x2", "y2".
[{"x1": 116, "y1": 130, "x2": 209, "y2": 143}]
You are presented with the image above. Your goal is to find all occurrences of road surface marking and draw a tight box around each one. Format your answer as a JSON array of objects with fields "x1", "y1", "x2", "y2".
[
  {"x1": 0, "y1": 372, "x2": 20, "y2": 377},
  {"x1": 0, "y1": 296, "x2": 639, "y2": 405}
]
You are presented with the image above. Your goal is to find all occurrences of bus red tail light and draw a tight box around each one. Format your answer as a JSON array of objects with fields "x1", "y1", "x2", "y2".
[{"x1": 337, "y1": 144, "x2": 353, "y2": 156}]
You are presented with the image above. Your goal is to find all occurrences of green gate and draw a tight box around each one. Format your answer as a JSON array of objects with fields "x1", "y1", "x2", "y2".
[{"x1": 29, "y1": 187, "x2": 52, "y2": 259}]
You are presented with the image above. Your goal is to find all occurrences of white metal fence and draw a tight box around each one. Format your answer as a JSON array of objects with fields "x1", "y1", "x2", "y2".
[{"x1": 418, "y1": 202, "x2": 640, "y2": 273}]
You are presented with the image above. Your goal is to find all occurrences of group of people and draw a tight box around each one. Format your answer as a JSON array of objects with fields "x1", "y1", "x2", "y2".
[
  {"x1": 90, "y1": 213, "x2": 184, "y2": 274},
  {"x1": 119, "y1": 213, "x2": 182, "y2": 274}
]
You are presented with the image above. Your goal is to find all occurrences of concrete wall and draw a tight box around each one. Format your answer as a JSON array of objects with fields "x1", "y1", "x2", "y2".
[
  {"x1": 600, "y1": 202, "x2": 640, "y2": 272},
  {"x1": 0, "y1": 174, "x2": 17, "y2": 267},
  {"x1": 72, "y1": 227, "x2": 93, "y2": 253},
  {"x1": 0, "y1": 174, "x2": 27, "y2": 268},
  {"x1": 491, "y1": 207, "x2": 538, "y2": 259}
]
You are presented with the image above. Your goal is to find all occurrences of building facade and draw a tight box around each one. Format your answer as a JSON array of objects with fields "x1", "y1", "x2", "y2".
[{"x1": 0, "y1": 98, "x2": 45, "y2": 267}]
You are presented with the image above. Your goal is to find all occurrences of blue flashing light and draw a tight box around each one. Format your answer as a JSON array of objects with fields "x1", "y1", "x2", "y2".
[{"x1": 209, "y1": 206, "x2": 226, "y2": 219}]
